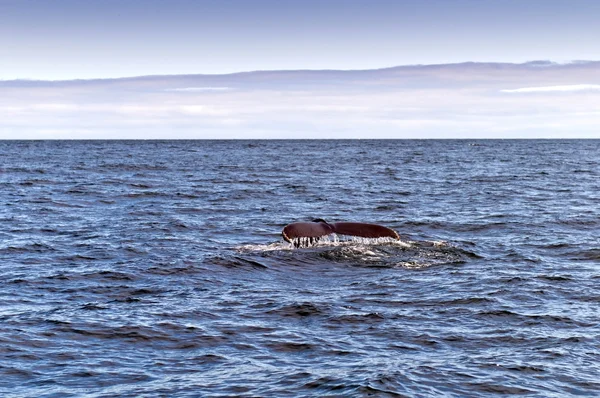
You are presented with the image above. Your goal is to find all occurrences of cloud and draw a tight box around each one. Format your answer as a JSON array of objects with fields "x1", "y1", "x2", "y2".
[
  {"x1": 178, "y1": 105, "x2": 232, "y2": 115},
  {"x1": 2, "y1": 62, "x2": 600, "y2": 138},
  {"x1": 501, "y1": 84, "x2": 600, "y2": 93},
  {"x1": 165, "y1": 87, "x2": 232, "y2": 92}
]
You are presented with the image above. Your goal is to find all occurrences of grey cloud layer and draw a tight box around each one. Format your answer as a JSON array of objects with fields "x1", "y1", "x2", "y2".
[{"x1": 1, "y1": 61, "x2": 599, "y2": 138}]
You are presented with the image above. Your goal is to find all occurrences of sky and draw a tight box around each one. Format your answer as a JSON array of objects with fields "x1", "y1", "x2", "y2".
[
  {"x1": 1, "y1": 0, "x2": 599, "y2": 138},
  {"x1": 2, "y1": 0, "x2": 600, "y2": 80}
]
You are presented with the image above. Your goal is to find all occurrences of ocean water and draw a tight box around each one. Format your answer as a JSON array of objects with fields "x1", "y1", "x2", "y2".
[{"x1": 0, "y1": 139, "x2": 598, "y2": 397}]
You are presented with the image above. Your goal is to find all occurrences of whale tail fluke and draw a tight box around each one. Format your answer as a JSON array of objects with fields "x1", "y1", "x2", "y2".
[
  {"x1": 282, "y1": 220, "x2": 334, "y2": 243},
  {"x1": 330, "y1": 222, "x2": 400, "y2": 240},
  {"x1": 282, "y1": 219, "x2": 399, "y2": 247}
]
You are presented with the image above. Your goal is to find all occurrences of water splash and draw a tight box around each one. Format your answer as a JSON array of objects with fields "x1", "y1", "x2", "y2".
[
  {"x1": 235, "y1": 237, "x2": 472, "y2": 269},
  {"x1": 287, "y1": 234, "x2": 410, "y2": 249}
]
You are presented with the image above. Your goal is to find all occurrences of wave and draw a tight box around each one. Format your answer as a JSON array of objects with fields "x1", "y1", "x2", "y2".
[{"x1": 568, "y1": 248, "x2": 600, "y2": 261}]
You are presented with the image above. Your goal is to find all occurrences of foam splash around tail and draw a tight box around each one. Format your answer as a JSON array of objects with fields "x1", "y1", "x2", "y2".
[
  {"x1": 234, "y1": 238, "x2": 475, "y2": 269},
  {"x1": 237, "y1": 235, "x2": 411, "y2": 252},
  {"x1": 289, "y1": 234, "x2": 408, "y2": 249}
]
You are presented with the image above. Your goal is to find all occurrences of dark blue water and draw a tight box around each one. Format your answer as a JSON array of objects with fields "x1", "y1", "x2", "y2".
[{"x1": 1, "y1": 140, "x2": 599, "y2": 397}]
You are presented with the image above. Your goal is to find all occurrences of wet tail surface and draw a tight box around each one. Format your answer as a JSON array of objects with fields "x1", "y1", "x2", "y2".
[{"x1": 282, "y1": 221, "x2": 399, "y2": 245}]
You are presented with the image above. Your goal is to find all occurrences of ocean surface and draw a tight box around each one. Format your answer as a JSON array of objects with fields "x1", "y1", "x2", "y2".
[{"x1": 1, "y1": 139, "x2": 598, "y2": 397}]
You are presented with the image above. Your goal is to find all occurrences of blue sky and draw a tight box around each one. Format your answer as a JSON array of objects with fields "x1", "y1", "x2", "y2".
[{"x1": 1, "y1": 0, "x2": 599, "y2": 80}]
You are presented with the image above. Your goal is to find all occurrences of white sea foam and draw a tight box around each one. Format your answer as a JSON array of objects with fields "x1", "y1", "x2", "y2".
[{"x1": 237, "y1": 235, "x2": 412, "y2": 253}]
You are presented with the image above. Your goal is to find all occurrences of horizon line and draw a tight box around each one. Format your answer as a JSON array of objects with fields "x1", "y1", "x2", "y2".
[{"x1": 2, "y1": 59, "x2": 598, "y2": 84}]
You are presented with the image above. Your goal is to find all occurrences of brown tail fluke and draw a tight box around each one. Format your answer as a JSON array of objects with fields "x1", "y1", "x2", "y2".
[
  {"x1": 331, "y1": 222, "x2": 399, "y2": 240},
  {"x1": 282, "y1": 219, "x2": 399, "y2": 246},
  {"x1": 282, "y1": 220, "x2": 335, "y2": 243}
]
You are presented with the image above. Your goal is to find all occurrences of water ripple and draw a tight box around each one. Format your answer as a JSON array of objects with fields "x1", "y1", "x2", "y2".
[{"x1": 1, "y1": 140, "x2": 599, "y2": 397}]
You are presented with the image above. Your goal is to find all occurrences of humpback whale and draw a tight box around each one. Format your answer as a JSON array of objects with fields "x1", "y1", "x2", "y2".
[{"x1": 282, "y1": 219, "x2": 399, "y2": 247}]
